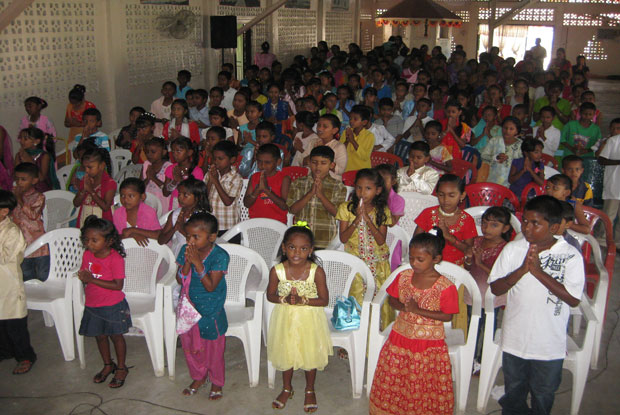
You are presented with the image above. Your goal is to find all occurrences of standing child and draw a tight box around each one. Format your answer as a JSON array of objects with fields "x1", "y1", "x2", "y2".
[
  {"x1": 597, "y1": 118, "x2": 620, "y2": 247},
  {"x1": 206, "y1": 107, "x2": 234, "y2": 143},
  {"x1": 533, "y1": 106, "x2": 561, "y2": 157},
  {"x1": 471, "y1": 106, "x2": 501, "y2": 151},
  {"x1": 227, "y1": 92, "x2": 249, "y2": 139},
  {"x1": 267, "y1": 225, "x2": 332, "y2": 412},
  {"x1": 78, "y1": 216, "x2": 131, "y2": 388},
  {"x1": 441, "y1": 101, "x2": 471, "y2": 161},
  {"x1": 509, "y1": 138, "x2": 546, "y2": 198},
  {"x1": 73, "y1": 108, "x2": 111, "y2": 152},
  {"x1": 375, "y1": 164, "x2": 404, "y2": 225},
  {"x1": 115, "y1": 107, "x2": 145, "y2": 150},
  {"x1": 561, "y1": 102, "x2": 601, "y2": 158},
  {"x1": 64, "y1": 84, "x2": 96, "y2": 146},
  {"x1": 151, "y1": 81, "x2": 176, "y2": 137},
  {"x1": 0, "y1": 190, "x2": 34, "y2": 375},
  {"x1": 291, "y1": 111, "x2": 319, "y2": 167},
  {"x1": 544, "y1": 174, "x2": 590, "y2": 234},
  {"x1": 489, "y1": 196, "x2": 584, "y2": 415},
  {"x1": 177, "y1": 212, "x2": 229, "y2": 400},
  {"x1": 562, "y1": 155, "x2": 593, "y2": 206},
  {"x1": 189, "y1": 89, "x2": 210, "y2": 130},
  {"x1": 238, "y1": 100, "x2": 262, "y2": 148},
  {"x1": 369, "y1": 229, "x2": 459, "y2": 415},
  {"x1": 319, "y1": 92, "x2": 343, "y2": 122},
  {"x1": 342, "y1": 105, "x2": 375, "y2": 171},
  {"x1": 113, "y1": 178, "x2": 161, "y2": 244},
  {"x1": 397, "y1": 141, "x2": 440, "y2": 195},
  {"x1": 163, "y1": 99, "x2": 200, "y2": 146},
  {"x1": 481, "y1": 116, "x2": 523, "y2": 186},
  {"x1": 239, "y1": 121, "x2": 285, "y2": 178},
  {"x1": 175, "y1": 70, "x2": 192, "y2": 99},
  {"x1": 141, "y1": 137, "x2": 172, "y2": 213},
  {"x1": 20, "y1": 96, "x2": 56, "y2": 137},
  {"x1": 163, "y1": 137, "x2": 204, "y2": 211},
  {"x1": 73, "y1": 148, "x2": 117, "y2": 227},
  {"x1": 264, "y1": 83, "x2": 293, "y2": 152},
  {"x1": 15, "y1": 127, "x2": 57, "y2": 192}
]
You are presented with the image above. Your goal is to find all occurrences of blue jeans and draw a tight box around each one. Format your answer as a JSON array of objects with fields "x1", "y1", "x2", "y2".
[
  {"x1": 21, "y1": 255, "x2": 50, "y2": 282},
  {"x1": 500, "y1": 352, "x2": 563, "y2": 415}
]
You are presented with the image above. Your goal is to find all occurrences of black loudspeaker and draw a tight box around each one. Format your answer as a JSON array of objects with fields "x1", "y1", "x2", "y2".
[{"x1": 210, "y1": 16, "x2": 237, "y2": 49}]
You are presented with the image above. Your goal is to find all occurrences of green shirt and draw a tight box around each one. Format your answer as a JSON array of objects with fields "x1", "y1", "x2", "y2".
[
  {"x1": 534, "y1": 97, "x2": 571, "y2": 130},
  {"x1": 560, "y1": 120, "x2": 601, "y2": 157}
]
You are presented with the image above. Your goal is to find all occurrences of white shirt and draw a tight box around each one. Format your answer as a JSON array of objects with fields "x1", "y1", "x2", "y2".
[
  {"x1": 533, "y1": 125, "x2": 561, "y2": 157},
  {"x1": 397, "y1": 165, "x2": 439, "y2": 195},
  {"x1": 600, "y1": 134, "x2": 620, "y2": 199},
  {"x1": 401, "y1": 115, "x2": 434, "y2": 142},
  {"x1": 220, "y1": 87, "x2": 237, "y2": 111},
  {"x1": 488, "y1": 237, "x2": 585, "y2": 360},
  {"x1": 368, "y1": 123, "x2": 395, "y2": 152}
]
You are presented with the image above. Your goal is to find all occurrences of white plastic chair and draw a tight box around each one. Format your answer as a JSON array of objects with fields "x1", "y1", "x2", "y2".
[
  {"x1": 399, "y1": 191, "x2": 438, "y2": 236},
  {"x1": 465, "y1": 206, "x2": 522, "y2": 236},
  {"x1": 56, "y1": 163, "x2": 75, "y2": 191},
  {"x1": 109, "y1": 149, "x2": 132, "y2": 179},
  {"x1": 73, "y1": 239, "x2": 176, "y2": 377},
  {"x1": 386, "y1": 224, "x2": 410, "y2": 268},
  {"x1": 238, "y1": 179, "x2": 250, "y2": 222},
  {"x1": 114, "y1": 163, "x2": 143, "y2": 184},
  {"x1": 265, "y1": 250, "x2": 375, "y2": 398},
  {"x1": 108, "y1": 128, "x2": 122, "y2": 151},
  {"x1": 162, "y1": 244, "x2": 269, "y2": 385},
  {"x1": 544, "y1": 165, "x2": 560, "y2": 179},
  {"x1": 42, "y1": 190, "x2": 79, "y2": 231},
  {"x1": 220, "y1": 218, "x2": 288, "y2": 268},
  {"x1": 113, "y1": 192, "x2": 163, "y2": 218},
  {"x1": 366, "y1": 262, "x2": 481, "y2": 413},
  {"x1": 23, "y1": 228, "x2": 84, "y2": 361}
]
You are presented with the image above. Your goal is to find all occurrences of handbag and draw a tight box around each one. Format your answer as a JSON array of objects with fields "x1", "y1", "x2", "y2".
[
  {"x1": 176, "y1": 275, "x2": 202, "y2": 335},
  {"x1": 331, "y1": 296, "x2": 361, "y2": 331}
]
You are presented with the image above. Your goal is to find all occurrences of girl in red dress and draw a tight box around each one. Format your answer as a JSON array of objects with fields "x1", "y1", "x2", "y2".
[{"x1": 440, "y1": 101, "x2": 472, "y2": 161}]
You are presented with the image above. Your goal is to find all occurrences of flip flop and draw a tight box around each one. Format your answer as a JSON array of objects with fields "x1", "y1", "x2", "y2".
[
  {"x1": 12, "y1": 359, "x2": 35, "y2": 375},
  {"x1": 209, "y1": 390, "x2": 223, "y2": 400}
]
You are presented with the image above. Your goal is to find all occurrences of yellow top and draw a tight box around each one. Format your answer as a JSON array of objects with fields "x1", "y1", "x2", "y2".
[{"x1": 342, "y1": 128, "x2": 374, "y2": 171}]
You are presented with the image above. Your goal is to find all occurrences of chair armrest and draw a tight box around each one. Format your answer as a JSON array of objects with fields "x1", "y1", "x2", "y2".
[
  {"x1": 577, "y1": 298, "x2": 597, "y2": 323},
  {"x1": 55, "y1": 210, "x2": 79, "y2": 229},
  {"x1": 24, "y1": 235, "x2": 49, "y2": 257}
]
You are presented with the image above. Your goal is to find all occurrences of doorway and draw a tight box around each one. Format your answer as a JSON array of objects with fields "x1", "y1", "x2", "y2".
[{"x1": 478, "y1": 24, "x2": 554, "y2": 67}]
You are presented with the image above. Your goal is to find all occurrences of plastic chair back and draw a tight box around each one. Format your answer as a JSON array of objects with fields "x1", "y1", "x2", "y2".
[
  {"x1": 386, "y1": 225, "x2": 411, "y2": 267},
  {"x1": 114, "y1": 163, "x2": 143, "y2": 184},
  {"x1": 56, "y1": 164, "x2": 75, "y2": 191},
  {"x1": 465, "y1": 182, "x2": 520, "y2": 212},
  {"x1": 342, "y1": 170, "x2": 358, "y2": 187},
  {"x1": 544, "y1": 165, "x2": 560, "y2": 179},
  {"x1": 43, "y1": 190, "x2": 78, "y2": 231},
  {"x1": 220, "y1": 218, "x2": 288, "y2": 267},
  {"x1": 107, "y1": 128, "x2": 122, "y2": 151},
  {"x1": 109, "y1": 149, "x2": 132, "y2": 178},
  {"x1": 27, "y1": 228, "x2": 83, "y2": 283},
  {"x1": 465, "y1": 206, "x2": 522, "y2": 236},
  {"x1": 520, "y1": 181, "x2": 545, "y2": 205},
  {"x1": 371, "y1": 151, "x2": 403, "y2": 168},
  {"x1": 452, "y1": 158, "x2": 477, "y2": 185},
  {"x1": 123, "y1": 240, "x2": 165, "y2": 300},
  {"x1": 282, "y1": 166, "x2": 309, "y2": 182},
  {"x1": 399, "y1": 191, "x2": 439, "y2": 235},
  {"x1": 541, "y1": 153, "x2": 558, "y2": 169},
  {"x1": 113, "y1": 192, "x2": 163, "y2": 218},
  {"x1": 238, "y1": 179, "x2": 250, "y2": 222}
]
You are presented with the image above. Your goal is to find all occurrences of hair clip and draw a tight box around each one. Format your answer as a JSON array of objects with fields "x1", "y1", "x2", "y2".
[
  {"x1": 295, "y1": 220, "x2": 310, "y2": 230},
  {"x1": 428, "y1": 227, "x2": 439, "y2": 236}
]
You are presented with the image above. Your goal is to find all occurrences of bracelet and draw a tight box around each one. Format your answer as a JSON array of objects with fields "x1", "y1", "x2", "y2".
[
  {"x1": 166, "y1": 181, "x2": 178, "y2": 192},
  {"x1": 301, "y1": 296, "x2": 309, "y2": 305},
  {"x1": 196, "y1": 267, "x2": 208, "y2": 279},
  {"x1": 279, "y1": 296, "x2": 287, "y2": 304}
]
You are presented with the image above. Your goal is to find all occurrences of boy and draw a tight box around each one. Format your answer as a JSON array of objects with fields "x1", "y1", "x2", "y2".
[
  {"x1": 243, "y1": 144, "x2": 290, "y2": 225},
  {"x1": 397, "y1": 141, "x2": 439, "y2": 194},
  {"x1": 346, "y1": 73, "x2": 363, "y2": 104},
  {"x1": 562, "y1": 155, "x2": 593, "y2": 206},
  {"x1": 216, "y1": 71, "x2": 237, "y2": 111},
  {"x1": 11, "y1": 163, "x2": 49, "y2": 282},
  {"x1": 208, "y1": 87, "x2": 224, "y2": 109},
  {"x1": 544, "y1": 174, "x2": 590, "y2": 234},
  {"x1": 175, "y1": 69, "x2": 192, "y2": 99},
  {"x1": 365, "y1": 69, "x2": 391, "y2": 100},
  {"x1": 394, "y1": 98, "x2": 433, "y2": 162},
  {"x1": 238, "y1": 121, "x2": 285, "y2": 178},
  {"x1": 342, "y1": 105, "x2": 375, "y2": 171},
  {"x1": 533, "y1": 80, "x2": 571, "y2": 130},
  {"x1": 374, "y1": 98, "x2": 404, "y2": 144},
  {"x1": 223, "y1": 63, "x2": 240, "y2": 90},
  {"x1": 597, "y1": 117, "x2": 620, "y2": 247},
  {"x1": 558, "y1": 200, "x2": 582, "y2": 251},
  {"x1": 205, "y1": 141, "x2": 243, "y2": 240},
  {"x1": 189, "y1": 89, "x2": 210, "y2": 130},
  {"x1": 512, "y1": 104, "x2": 532, "y2": 140},
  {"x1": 489, "y1": 195, "x2": 584, "y2": 415},
  {"x1": 316, "y1": 114, "x2": 347, "y2": 180},
  {"x1": 367, "y1": 109, "x2": 396, "y2": 153},
  {"x1": 560, "y1": 102, "x2": 602, "y2": 157},
  {"x1": 287, "y1": 146, "x2": 347, "y2": 249},
  {"x1": 0, "y1": 189, "x2": 34, "y2": 375},
  {"x1": 533, "y1": 106, "x2": 561, "y2": 157},
  {"x1": 74, "y1": 108, "x2": 110, "y2": 151}
]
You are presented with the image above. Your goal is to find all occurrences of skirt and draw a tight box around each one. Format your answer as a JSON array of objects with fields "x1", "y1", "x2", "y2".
[{"x1": 79, "y1": 299, "x2": 132, "y2": 337}]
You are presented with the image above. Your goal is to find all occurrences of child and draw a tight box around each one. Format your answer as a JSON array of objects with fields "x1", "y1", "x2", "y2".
[
  {"x1": 189, "y1": 89, "x2": 210, "y2": 129},
  {"x1": 176, "y1": 212, "x2": 229, "y2": 399},
  {"x1": 141, "y1": 137, "x2": 172, "y2": 214},
  {"x1": 369, "y1": 228, "x2": 459, "y2": 415},
  {"x1": 68, "y1": 139, "x2": 99, "y2": 193},
  {"x1": 264, "y1": 83, "x2": 292, "y2": 151},
  {"x1": 336, "y1": 85, "x2": 355, "y2": 129},
  {"x1": 560, "y1": 102, "x2": 601, "y2": 157},
  {"x1": 0, "y1": 190, "x2": 34, "y2": 375},
  {"x1": 509, "y1": 138, "x2": 545, "y2": 198},
  {"x1": 175, "y1": 69, "x2": 192, "y2": 99},
  {"x1": 481, "y1": 116, "x2": 523, "y2": 187},
  {"x1": 151, "y1": 81, "x2": 176, "y2": 137},
  {"x1": 115, "y1": 107, "x2": 145, "y2": 150},
  {"x1": 228, "y1": 91, "x2": 249, "y2": 133},
  {"x1": 200, "y1": 126, "x2": 226, "y2": 173},
  {"x1": 394, "y1": 98, "x2": 433, "y2": 162},
  {"x1": 597, "y1": 119, "x2": 620, "y2": 246},
  {"x1": 291, "y1": 111, "x2": 319, "y2": 167},
  {"x1": 477, "y1": 84, "x2": 512, "y2": 121},
  {"x1": 533, "y1": 106, "x2": 561, "y2": 157},
  {"x1": 249, "y1": 79, "x2": 268, "y2": 105},
  {"x1": 130, "y1": 113, "x2": 157, "y2": 165},
  {"x1": 336, "y1": 169, "x2": 393, "y2": 329},
  {"x1": 113, "y1": 178, "x2": 161, "y2": 244},
  {"x1": 243, "y1": 144, "x2": 290, "y2": 224},
  {"x1": 206, "y1": 106, "x2": 234, "y2": 143},
  {"x1": 425, "y1": 121, "x2": 453, "y2": 173},
  {"x1": 208, "y1": 86, "x2": 224, "y2": 109},
  {"x1": 441, "y1": 101, "x2": 471, "y2": 161},
  {"x1": 205, "y1": 141, "x2": 243, "y2": 237},
  {"x1": 21, "y1": 96, "x2": 56, "y2": 137},
  {"x1": 367, "y1": 115, "x2": 396, "y2": 153},
  {"x1": 15, "y1": 127, "x2": 57, "y2": 192},
  {"x1": 362, "y1": 87, "x2": 378, "y2": 116},
  {"x1": 376, "y1": 164, "x2": 404, "y2": 225},
  {"x1": 397, "y1": 141, "x2": 440, "y2": 195},
  {"x1": 239, "y1": 121, "x2": 284, "y2": 179},
  {"x1": 557, "y1": 201, "x2": 582, "y2": 251},
  {"x1": 471, "y1": 106, "x2": 501, "y2": 151},
  {"x1": 163, "y1": 137, "x2": 204, "y2": 211},
  {"x1": 64, "y1": 84, "x2": 96, "y2": 145},
  {"x1": 429, "y1": 86, "x2": 445, "y2": 121},
  {"x1": 464, "y1": 207, "x2": 512, "y2": 370},
  {"x1": 73, "y1": 148, "x2": 117, "y2": 227},
  {"x1": 163, "y1": 99, "x2": 200, "y2": 146},
  {"x1": 315, "y1": 114, "x2": 347, "y2": 180},
  {"x1": 238, "y1": 100, "x2": 262, "y2": 149},
  {"x1": 267, "y1": 225, "x2": 332, "y2": 412},
  {"x1": 319, "y1": 92, "x2": 343, "y2": 122},
  {"x1": 533, "y1": 80, "x2": 571, "y2": 130},
  {"x1": 217, "y1": 70, "x2": 238, "y2": 111},
  {"x1": 78, "y1": 216, "x2": 130, "y2": 388},
  {"x1": 573, "y1": 90, "x2": 603, "y2": 128},
  {"x1": 342, "y1": 105, "x2": 375, "y2": 171},
  {"x1": 544, "y1": 174, "x2": 590, "y2": 234},
  {"x1": 562, "y1": 155, "x2": 593, "y2": 206},
  {"x1": 74, "y1": 108, "x2": 111, "y2": 151},
  {"x1": 513, "y1": 104, "x2": 533, "y2": 140},
  {"x1": 288, "y1": 146, "x2": 347, "y2": 249},
  {"x1": 12, "y1": 163, "x2": 49, "y2": 282},
  {"x1": 391, "y1": 81, "x2": 414, "y2": 120},
  {"x1": 488, "y1": 196, "x2": 584, "y2": 415}
]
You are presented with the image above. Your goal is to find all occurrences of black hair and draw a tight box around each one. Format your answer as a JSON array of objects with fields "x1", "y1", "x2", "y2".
[
  {"x1": 0, "y1": 189, "x2": 17, "y2": 212},
  {"x1": 481, "y1": 105, "x2": 498, "y2": 116},
  {"x1": 410, "y1": 140, "x2": 431, "y2": 156},
  {"x1": 482, "y1": 206, "x2": 513, "y2": 242},
  {"x1": 417, "y1": 97, "x2": 432, "y2": 107},
  {"x1": 378, "y1": 97, "x2": 394, "y2": 108},
  {"x1": 610, "y1": 117, "x2": 620, "y2": 127},
  {"x1": 581, "y1": 90, "x2": 595, "y2": 99},
  {"x1": 559, "y1": 200, "x2": 575, "y2": 222},
  {"x1": 521, "y1": 138, "x2": 544, "y2": 154},
  {"x1": 185, "y1": 211, "x2": 218, "y2": 234},
  {"x1": 234, "y1": 90, "x2": 249, "y2": 103},
  {"x1": 206, "y1": 126, "x2": 227, "y2": 141},
  {"x1": 348, "y1": 73, "x2": 361, "y2": 82},
  {"x1": 363, "y1": 87, "x2": 377, "y2": 98},
  {"x1": 310, "y1": 145, "x2": 335, "y2": 162},
  {"x1": 246, "y1": 100, "x2": 263, "y2": 112},
  {"x1": 24, "y1": 96, "x2": 48, "y2": 109},
  {"x1": 256, "y1": 121, "x2": 276, "y2": 137},
  {"x1": 279, "y1": 225, "x2": 318, "y2": 264},
  {"x1": 375, "y1": 163, "x2": 398, "y2": 192},
  {"x1": 512, "y1": 103, "x2": 528, "y2": 114},
  {"x1": 261, "y1": 41, "x2": 270, "y2": 52},
  {"x1": 539, "y1": 105, "x2": 556, "y2": 117},
  {"x1": 436, "y1": 173, "x2": 466, "y2": 194},
  {"x1": 502, "y1": 116, "x2": 522, "y2": 134},
  {"x1": 14, "y1": 162, "x2": 39, "y2": 178},
  {"x1": 580, "y1": 101, "x2": 596, "y2": 112},
  {"x1": 171, "y1": 136, "x2": 198, "y2": 170},
  {"x1": 547, "y1": 173, "x2": 573, "y2": 190},
  {"x1": 178, "y1": 69, "x2": 191, "y2": 79},
  {"x1": 83, "y1": 107, "x2": 102, "y2": 122},
  {"x1": 81, "y1": 216, "x2": 126, "y2": 257},
  {"x1": 193, "y1": 88, "x2": 208, "y2": 100},
  {"x1": 68, "y1": 84, "x2": 86, "y2": 101},
  {"x1": 144, "y1": 136, "x2": 167, "y2": 151},
  {"x1": 562, "y1": 154, "x2": 584, "y2": 168},
  {"x1": 172, "y1": 99, "x2": 190, "y2": 120},
  {"x1": 524, "y1": 195, "x2": 563, "y2": 226},
  {"x1": 208, "y1": 106, "x2": 229, "y2": 127},
  {"x1": 319, "y1": 113, "x2": 341, "y2": 132},
  {"x1": 412, "y1": 83, "x2": 426, "y2": 91},
  {"x1": 213, "y1": 140, "x2": 238, "y2": 159},
  {"x1": 295, "y1": 111, "x2": 318, "y2": 130},
  {"x1": 513, "y1": 78, "x2": 530, "y2": 107},
  {"x1": 304, "y1": 96, "x2": 319, "y2": 109},
  {"x1": 218, "y1": 70, "x2": 232, "y2": 81},
  {"x1": 185, "y1": 89, "x2": 195, "y2": 97},
  {"x1": 350, "y1": 105, "x2": 372, "y2": 122},
  {"x1": 136, "y1": 113, "x2": 156, "y2": 128},
  {"x1": 81, "y1": 147, "x2": 113, "y2": 175},
  {"x1": 348, "y1": 168, "x2": 388, "y2": 226},
  {"x1": 424, "y1": 120, "x2": 442, "y2": 134},
  {"x1": 162, "y1": 81, "x2": 177, "y2": 90},
  {"x1": 129, "y1": 106, "x2": 146, "y2": 115},
  {"x1": 120, "y1": 177, "x2": 145, "y2": 194},
  {"x1": 256, "y1": 143, "x2": 281, "y2": 160},
  {"x1": 209, "y1": 86, "x2": 224, "y2": 96},
  {"x1": 409, "y1": 227, "x2": 445, "y2": 258},
  {"x1": 20, "y1": 127, "x2": 55, "y2": 162},
  {"x1": 178, "y1": 177, "x2": 211, "y2": 213}
]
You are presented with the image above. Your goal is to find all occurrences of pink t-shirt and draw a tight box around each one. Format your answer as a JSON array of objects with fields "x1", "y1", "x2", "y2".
[
  {"x1": 80, "y1": 250, "x2": 126, "y2": 307},
  {"x1": 164, "y1": 164, "x2": 204, "y2": 210}
]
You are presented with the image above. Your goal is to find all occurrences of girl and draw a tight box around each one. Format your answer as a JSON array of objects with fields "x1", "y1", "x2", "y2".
[
  {"x1": 0, "y1": 126, "x2": 14, "y2": 191},
  {"x1": 68, "y1": 138, "x2": 99, "y2": 193},
  {"x1": 20, "y1": 96, "x2": 56, "y2": 137},
  {"x1": 480, "y1": 116, "x2": 523, "y2": 187},
  {"x1": 291, "y1": 111, "x2": 319, "y2": 167},
  {"x1": 64, "y1": 84, "x2": 96, "y2": 145},
  {"x1": 440, "y1": 101, "x2": 471, "y2": 161},
  {"x1": 464, "y1": 206, "x2": 511, "y2": 371},
  {"x1": 73, "y1": 148, "x2": 117, "y2": 227},
  {"x1": 254, "y1": 41, "x2": 276, "y2": 69},
  {"x1": 477, "y1": 85, "x2": 511, "y2": 122},
  {"x1": 375, "y1": 164, "x2": 405, "y2": 272},
  {"x1": 369, "y1": 229, "x2": 459, "y2": 415},
  {"x1": 131, "y1": 113, "x2": 158, "y2": 165},
  {"x1": 509, "y1": 138, "x2": 545, "y2": 199},
  {"x1": 163, "y1": 137, "x2": 204, "y2": 211},
  {"x1": 267, "y1": 225, "x2": 331, "y2": 413},
  {"x1": 425, "y1": 121, "x2": 453, "y2": 173},
  {"x1": 263, "y1": 83, "x2": 293, "y2": 151},
  {"x1": 113, "y1": 178, "x2": 161, "y2": 245},
  {"x1": 239, "y1": 100, "x2": 262, "y2": 147},
  {"x1": 116, "y1": 106, "x2": 145, "y2": 150},
  {"x1": 336, "y1": 169, "x2": 393, "y2": 330},
  {"x1": 163, "y1": 99, "x2": 200, "y2": 146},
  {"x1": 151, "y1": 81, "x2": 176, "y2": 137},
  {"x1": 141, "y1": 137, "x2": 172, "y2": 213},
  {"x1": 205, "y1": 107, "x2": 234, "y2": 142},
  {"x1": 456, "y1": 90, "x2": 477, "y2": 127},
  {"x1": 15, "y1": 127, "x2": 58, "y2": 192},
  {"x1": 78, "y1": 216, "x2": 130, "y2": 388},
  {"x1": 429, "y1": 86, "x2": 446, "y2": 121},
  {"x1": 227, "y1": 92, "x2": 249, "y2": 134},
  {"x1": 471, "y1": 106, "x2": 501, "y2": 150},
  {"x1": 158, "y1": 177, "x2": 210, "y2": 257},
  {"x1": 548, "y1": 48, "x2": 572, "y2": 78},
  {"x1": 319, "y1": 72, "x2": 335, "y2": 95},
  {"x1": 200, "y1": 126, "x2": 226, "y2": 173},
  {"x1": 510, "y1": 79, "x2": 532, "y2": 121},
  {"x1": 363, "y1": 87, "x2": 378, "y2": 117},
  {"x1": 248, "y1": 79, "x2": 268, "y2": 106},
  {"x1": 318, "y1": 93, "x2": 343, "y2": 122},
  {"x1": 176, "y1": 212, "x2": 229, "y2": 400}
]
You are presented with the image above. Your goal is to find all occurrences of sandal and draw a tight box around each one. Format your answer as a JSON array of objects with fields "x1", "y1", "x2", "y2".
[
  {"x1": 12, "y1": 359, "x2": 35, "y2": 375},
  {"x1": 93, "y1": 362, "x2": 116, "y2": 383},
  {"x1": 208, "y1": 389, "x2": 223, "y2": 401},
  {"x1": 304, "y1": 390, "x2": 318, "y2": 413},
  {"x1": 272, "y1": 388, "x2": 294, "y2": 409},
  {"x1": 338, "y1": 348, "x2": 349, "y2": 360},
  {"x1": 109, "y1": 366, "x2": 128, "y2": 388}
]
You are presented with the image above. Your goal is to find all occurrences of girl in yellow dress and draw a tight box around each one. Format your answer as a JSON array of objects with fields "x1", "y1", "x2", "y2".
[{"x1": 267, "y1": 224, "x2": 332, "y2": 413}]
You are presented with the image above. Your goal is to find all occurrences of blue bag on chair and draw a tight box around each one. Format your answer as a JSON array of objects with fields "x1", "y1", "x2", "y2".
[{"x1": 331, "y1": 296, "x2": 361, "y2": 331}]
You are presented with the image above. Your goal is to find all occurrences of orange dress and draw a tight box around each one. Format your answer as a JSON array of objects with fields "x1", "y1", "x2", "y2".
[{"x1": 369, "y1": 269, "x2": 459, "y2": 415}]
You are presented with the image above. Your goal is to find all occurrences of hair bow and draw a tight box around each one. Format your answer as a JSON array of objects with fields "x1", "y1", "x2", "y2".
[{"x1": 295, "y1": 221, "x2": 310, "y2": 230}]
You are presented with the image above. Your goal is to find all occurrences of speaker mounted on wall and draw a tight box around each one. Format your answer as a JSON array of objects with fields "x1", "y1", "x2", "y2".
[{"x1": 210, "y1": 15, "x2": 237, "y2": 49}]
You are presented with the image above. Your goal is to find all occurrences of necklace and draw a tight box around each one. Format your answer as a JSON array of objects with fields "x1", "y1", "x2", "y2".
[
  {"x1": 438, "y1": 207, "x2": 457, "y2": 217},
  {"x1": 285, "y1": 262, "x2": 310, "y2": 281}
]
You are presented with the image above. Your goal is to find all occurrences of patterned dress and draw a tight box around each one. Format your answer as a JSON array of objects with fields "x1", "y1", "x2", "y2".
[{"x1": 369, "y1": 270, "x2": 459, "y2": 415}]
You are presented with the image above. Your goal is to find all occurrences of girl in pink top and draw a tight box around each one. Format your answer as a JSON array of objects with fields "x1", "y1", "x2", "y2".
[
  {"x1": 376, "y1": 164, "x2": 406, "y2": 271},
  {"x1": 163, "y1": 137, "x2": 204, "y2": 211},
  {"x1": 20, "y1": 97, "x2": 57, "y2": 137},
  {"x1": 254, "y1": 41, "x2": 276, "y2": 69},
  {"x1": 78, "y1": 216, "x2": 131, "y2": 388},
  {"x1": 141, "y1": 137, "x2": 172, "y2": 214},
  {"x1": 73, "y1": 148, "x2": 117, "y2": 227},
  {"x1": 113, "y1": 178, "x2": 161, "y2": 244}
]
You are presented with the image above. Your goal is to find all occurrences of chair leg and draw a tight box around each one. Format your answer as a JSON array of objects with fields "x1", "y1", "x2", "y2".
[
  {"x1": 163, "y1": 289, "x2": 177, "y2": 380},
  {"x1": 591, "y1": 323, "x2": 603, "y2": 370},
  {"x1": 248, "y1": 326, "x2": 261, "y2": 387},
  {"x1": 138, "y1": 316, "x2": 165, "y2": 377},
  {"x1": 573, "y1": 315, "x2": 582, "y2": 335},
  {"x1": 350, "y1": 343, "x2": 364, "y2": 399},
  {"x1": 50, "y1": 302, "x2": 75, "y2": 361},
  {"x1": 43, "y1": 311, "x2": 54, "y2": 327},
  {"x1": 267, "y1": 360, "x2": 276, "y2": 389},
  {"x1": 570, "y1": 359, "x2": 589, "y2": 415},
  {"x1": 477, "y1": 349, "x2": 503, "y2": 413}
]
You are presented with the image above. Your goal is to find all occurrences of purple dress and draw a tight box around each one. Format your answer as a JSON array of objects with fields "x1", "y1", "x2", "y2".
[
  {"x1": 388, "y1": 189, "x2": 406, "y2": 271},
  {"x1": 508, "y1": 157, "x2": 544, "y2": 199}
]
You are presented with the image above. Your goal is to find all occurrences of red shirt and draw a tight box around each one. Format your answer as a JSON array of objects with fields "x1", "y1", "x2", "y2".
[
  {"x1": 162, "y1": 120, "x2": 200, "y2": 145},
  {"x1": 77, "y1": 171, "x2": 117, "y2": 225},
  {"x1": 248, "y1": 170, "x2": 288, "y2": 224},
  {"x1": 477, "y1": 103, "x2": 512, "y2": 122},
  {"x1": 81, "y1": 250, "x2": 126, "y2": 307}
]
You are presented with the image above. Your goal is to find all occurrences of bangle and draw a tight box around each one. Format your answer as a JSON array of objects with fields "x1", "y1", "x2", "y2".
[
  {"x1": 301, "y1": 296, "x2": 309, "y2": 305},
  {"x1": 279, "y1": 296, "x2": 287, "y2": 304},
  {"x1": 197, "y1": 268, "x2": 208, "y2": 279},
  {"x1": 166, "y1": 181, "x2": 178, "y2": 192}
]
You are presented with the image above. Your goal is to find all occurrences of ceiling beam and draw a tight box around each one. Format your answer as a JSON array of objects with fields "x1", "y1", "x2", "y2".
[
  {"x1": 490, "y1": 0, "x2": 539, "y2": 30},
  {"x1": 237, "y1": 0, "x2": 288, "y2": 36},
  {"x1": 0, "y1": 0, "x2": 35, "y2": 33}
]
